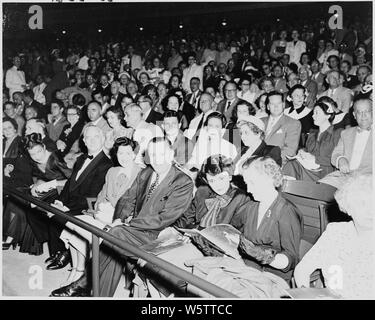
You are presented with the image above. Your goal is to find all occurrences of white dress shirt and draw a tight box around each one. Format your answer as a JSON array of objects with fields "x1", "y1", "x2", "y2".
[
  {"x1": 33, "y1": 83, "x2": 47, "y2": 105},
  {"x1": 187, "y1": 129, "x2": 238, "y2": 169},
  {"x1": 184, "y1": 110, "x2": 214, "y2": 140},
  {"x1": 5, "y1": 66, "x2": 26, "y2": 99},
  {"x1": 265, "y1": 114, "x2": 283, "y2": 136},
  {"x1": 75, "y1": 149, "x2": 102, "y2": 180}
]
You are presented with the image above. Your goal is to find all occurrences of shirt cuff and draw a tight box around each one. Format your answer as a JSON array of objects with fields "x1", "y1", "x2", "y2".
[{"x1": 335, "y1": 156, "x2": 348, "y2": 168}]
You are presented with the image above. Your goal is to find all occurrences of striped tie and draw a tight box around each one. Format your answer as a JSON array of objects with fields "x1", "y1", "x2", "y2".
[{"x1": 146, "y1": 173, "x2": 160, "y2": 201}]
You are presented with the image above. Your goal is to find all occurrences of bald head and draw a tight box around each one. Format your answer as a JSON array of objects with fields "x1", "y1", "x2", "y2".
[{"x1": 199, "y1": 93, "x2": 214, "y2": 113}]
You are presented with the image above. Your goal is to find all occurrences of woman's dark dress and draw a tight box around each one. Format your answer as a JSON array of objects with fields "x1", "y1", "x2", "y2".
[{"x1": 230, "y1": 193, "x2": 303, "y2": 282}]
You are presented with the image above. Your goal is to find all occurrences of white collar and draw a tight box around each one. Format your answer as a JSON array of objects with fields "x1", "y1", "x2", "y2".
[{"x1": 91, "y1": 117, "x2": 103, "y2": 126}]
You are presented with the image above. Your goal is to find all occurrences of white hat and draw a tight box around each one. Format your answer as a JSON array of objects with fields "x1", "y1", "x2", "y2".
[
  {"x1": 118, "y1": 71, "x2": 131, "y2": 79},
  {"x1": 237, "y1": 115, "x2": 265, "y2": 132}
]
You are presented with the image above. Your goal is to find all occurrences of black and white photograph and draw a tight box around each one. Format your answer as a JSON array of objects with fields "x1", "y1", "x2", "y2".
[{"x1": 1, "y1": 0, "x2": 374, "y2": 305}]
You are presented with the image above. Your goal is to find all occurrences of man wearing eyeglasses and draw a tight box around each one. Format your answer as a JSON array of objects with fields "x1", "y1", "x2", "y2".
[{"x1": 217, "y1": 81, "x2": 246, "y2": 122}]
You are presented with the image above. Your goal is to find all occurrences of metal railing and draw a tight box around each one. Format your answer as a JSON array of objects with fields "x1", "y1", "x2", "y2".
[{"x1": 4, "y1": 186, "x2": 238, "y2": 298}]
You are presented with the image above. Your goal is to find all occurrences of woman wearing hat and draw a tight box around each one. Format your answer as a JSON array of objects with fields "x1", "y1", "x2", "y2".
[{"x1": 233, "y1": 115, "x2": 281, "y2": 190}]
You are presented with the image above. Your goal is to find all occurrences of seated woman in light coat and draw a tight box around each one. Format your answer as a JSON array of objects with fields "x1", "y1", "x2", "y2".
[{"x1": 59, "y1": 137, "x2": 142, "y2": 287}]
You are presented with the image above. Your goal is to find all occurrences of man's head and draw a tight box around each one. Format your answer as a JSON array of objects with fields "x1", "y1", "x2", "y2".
[
  {"x1": 280, "y1": 54, "x2": 290, "y2": 67},
  {"x1": 272, "y1": 65, "x2": 283, "y2": 79},
  {"x1": 25, "y1": 105, "x2": 39, "y2": 120},
  {"x1": 326, "y1": 70, "x2": 341, "y2": 89},
  {"x1": 127, "y1": 81, "x2": 138, "y2": 96},
  {"x1": 187, "y1": 53, "x2": 197, "y2": 66},
  {"x1": 137, "y1": 95, "x2": 152, "y2": 113},
  {"x1": 12, "y1": 92, "x2": 23, "y2": 106},
  {"x1": 147, "y1": 137, "x2": 175, "y2": 174},
  {"x1": 266, "y1": 91, "x2": 285, "y2": 117},
  {"x1": 111, "y1": 81, "x2": 120, "y2": 96},
  {"x1": 291, "y1": 30, "x2": 299, "y2": 41},
  {"x1": 124, "y1": 103, "x2": 143, "y2": 128},
  {"x1": 357, "y1": 65, "x2": 372, "y2": 84},
  {"x1": 298, "y1": 66, "x2": 311, "y2": 82},
  {"x1": 100, "y1": 74, "x2": 109, "y2": 87},
  {"x1": 340, "y1": 60, "x2": 352, "y2": 75},
  {"x1": 13, "y1": 56, "x2": 21, "y2": 69},
  {"x1": 87, "y1": 101, "x2": 102, "y2": 122},
  {"x1": 163, "y1": 110, "x2": 181, "y2": 137},
  {"x1": 190, "y1": 77, "x2": 200, "y2": 93},
  {"x1": 311, "y1": 59, "x2": 321, "y2": 74},
  {"x1": 218, "y1": 42, "x2": 225, "y2": 52},
  {"x1": 327, "y1": 55, "x2": 340, "y2": 70},
  {"x1": 353, "y1": 98, "x2": 372, "y2": 130},
  {"x1": 224, "y1": 81, "x2": 237, "y2": 101},
  {"x1": 4, "y1": 101, "x2": 17, "y2": 118},
  {"x1": 50, "y1": 100, "x2": 64, "y2": 118},
  {"x1": 262, "y1": 63, "x2": 271, "y2": 76},
  {"x1": 83, "y1": 125, "x2": 105, "y2": 155},
  {"x1": 199, "y1": 93, "x2": 214, "y2": 114},
  {"x1": 128, "y1": 45, "x2": 135, "y2": 55}
]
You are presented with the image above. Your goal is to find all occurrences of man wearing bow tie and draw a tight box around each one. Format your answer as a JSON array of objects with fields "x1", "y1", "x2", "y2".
[
  {"x1": 5, "y1": 56, "x2": 27, "y2": 101},
  {"x1": 27, "y1": 125, "x2": 112, "y2": 270},
  {"x1": 320, "y1": 98, "x2": 372, "y2": 188},
  {"x1": 51, "y1": 137, "x2": 194, "y2": 297}
]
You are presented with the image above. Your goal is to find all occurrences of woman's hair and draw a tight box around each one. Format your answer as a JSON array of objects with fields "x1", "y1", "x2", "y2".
[
  {"x1": 163, "y1": 110, "x2": 182, "y2": 122},
  {"x1": 242, "y1": 156, "x2": 284, "y2": 188},
  {"x1": 103, "y1": 106, "x2": 124, "y2": 121},
  {"x1": 164, "y1": 93, "x2": 182, "y2": 112},
  {"x1": 3, "y1": 116, "x2": 18, "y2": 131},
  {"x1": 314, "y1": 102, "x2": 336, "y2": 123},
  {"x1": 255, "y1": 92, "x2": 269, "y2": 110},
  {"x1": 231, "y1": 101, "x2": 257, "y2": 122},
  {"x1": 141, "y1": 84, "x2": 158, "y2": 98},
  {"x1": 112, "y1": 137, "x2": 139, "y2": 165},
  {"x1": 199, "y1": 154, "x2": 235, "y2": 183},
  {"x1": 237, "y1": 119, "x2": 265, "y2": 140},
  {"x1": 138, "y1": 71, "x2": 150, "y2": 81},
  {"x1": 288, "y1": 84, "x2": 306, "y2": 97},
  {"x1": 51, "y1": 99, "x2": 65, "y2": 110},
  {"x1": 24, "y1": 133, "x2": 45, "y2": 150},
  {"x1": 299, "y1": 52, "x2": 311, "y2": 65},
  {"x1": 334, "y1": 174, "x2": 372, "y2": 221},
  {"x1": 204, "y1": 111, "x2": 227, "y2": 128},
  {"x1": 168, "y1": 74, "x2": 181, "y2": 88},
  {"x1": 72, "y1": 93, "x2": 86, "y2": 107},
  {"x1": 317, "y1": 96, "x2": 338, "y2": 111}
]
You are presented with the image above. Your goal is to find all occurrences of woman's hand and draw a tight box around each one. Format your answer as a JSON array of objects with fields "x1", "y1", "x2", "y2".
[
  {"x1": 238, "y1": 235, "x2": 277, "y2": 265},
  {"x1": 56, "y1": 140, "x2": 67, "y2": 151}
]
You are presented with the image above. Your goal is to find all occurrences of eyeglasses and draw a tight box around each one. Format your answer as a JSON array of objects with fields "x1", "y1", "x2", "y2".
[
  {"x1": 67, "y1": 113, "x2": 78, "y2": 116},
  {"x1": 241, "y1": 82, "x2": 250, "y2": 86},
  {"x1": 225, "y1": 89, "x2": 236, "y2": 93}
]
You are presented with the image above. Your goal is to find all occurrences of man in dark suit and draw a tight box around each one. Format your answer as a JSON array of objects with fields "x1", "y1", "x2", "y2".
[
  {"x1": 97, "y1": 74, "x2": 112, "y2": 98},
  {"x1": 22, "y1": 89, "x2": 47, "y2": 120},
  {"x1": 43, "y1": 65, "x2": 75, "y2": 105},
  {"x1": 109, "y1": 81, "x2": 125, "y2": 109},
  {"x1": 163, "y1": 110, "x2": 194, "y2": 166},
  {"x1": 185, "y1": 77, "x2": 203, "y2": 113},
  {"x1": 51, "y1": 137, "x2": 194, "y2": 297},
  {"x1": 27, "y1": 125, "x2": 112, "y2": 270},
  {"x1": 138, "y1": 95, "x2": 163, "y2": 125},
  {"x1": 217, "y1": 81, "x2": 246, "y2": 122}
]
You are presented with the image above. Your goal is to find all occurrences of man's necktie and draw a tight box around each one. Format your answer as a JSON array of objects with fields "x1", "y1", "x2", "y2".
[
  {"x1": 225, "y1": 101, "x2": 231, "y2": 112},
  {"x1": 146, "y1": 173, "x2": 160, "y2": 201},
  {"x1": 190, "y1": 93, "x2": 196, "y2": 106},
  {"x1": 83, "y1": 154, "x2": 94, "y2": 160}
]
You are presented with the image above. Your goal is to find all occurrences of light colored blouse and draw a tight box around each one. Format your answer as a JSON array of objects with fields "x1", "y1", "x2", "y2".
[{"x1": 296, "y1": 221, "x2": 375, "y2": 299}]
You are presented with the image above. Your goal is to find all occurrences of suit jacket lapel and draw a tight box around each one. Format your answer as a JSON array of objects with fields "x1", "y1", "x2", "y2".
[
  {"x1": 141, "y1": 166, "x2": 176, "y2": 212},
  {"x1": 268, "y1": 115, "x2": 285, "y2": 138},
  {"x1": 70, "y1": 151, "x2": 105, "y2": 192},
  {"x1": 136, "y1": 167, "x2": 154, "y2": 213}
]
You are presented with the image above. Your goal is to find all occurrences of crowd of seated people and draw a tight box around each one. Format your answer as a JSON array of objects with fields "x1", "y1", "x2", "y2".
[{"x1": 2, "y1": 15, "x2": 373, "y2": 299}]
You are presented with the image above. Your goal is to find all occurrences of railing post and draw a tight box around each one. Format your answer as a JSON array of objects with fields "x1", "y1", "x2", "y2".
[{"x1": 92, "y1": 234, "x2": 100, "y2": 297}]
